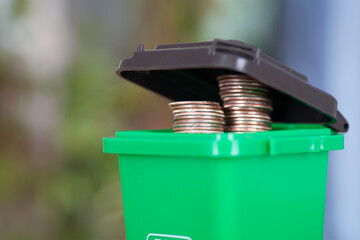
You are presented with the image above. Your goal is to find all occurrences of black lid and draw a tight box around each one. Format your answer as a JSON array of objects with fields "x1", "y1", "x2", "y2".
[{"x1": 116, "y1": 39, "x2": 349, "y2": 133}]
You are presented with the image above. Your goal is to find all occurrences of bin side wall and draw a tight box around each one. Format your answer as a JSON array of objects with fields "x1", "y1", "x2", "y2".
[
  {"x1": 214, "y1": 152, "x2": 328, "y2": 240},
  {"x1": 117, "y1": 152, "x2": 328, "y2": 240}
]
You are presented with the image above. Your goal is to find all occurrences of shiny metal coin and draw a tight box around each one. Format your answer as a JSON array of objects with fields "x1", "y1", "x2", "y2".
[
  {"x1": 169, "y1": 101, "x2": 220, "y2": 107},
  {"x1": 224, "y1": 129, "x2": 267, "y2": 133},
  {"x1": 174, "y1": 112, "x2": 225, "y2": 117},
  {"x1": 219, "y1": 82, "x2": 265, "y2": 86},
  {"x1": 223, "y1": 105, "x2": 273, "y2": 112},
  {"x1": 224, "y1": 127, "x2": 272, "y2": 132},
  {"x1": 224, "y1": 109, "x2": 269, "y2": 113},
  {"x1": 225, "y1": 118, "x2": 271, "y2": 124},
  {"x1": 219, "y1": 79, "x2": 267, "y2": 84},
  {"x1": 175, "y1": 130, "x2": 223, "y2": 133},
  {"x1": 223, "y1": 101, "x2": 272, "y2": 107},
  {"x1": 174, "y1": 115, "x2": 225, "y2": 121},
  {"x1": 224, "y1": 108, "x2": 270, "y2": 114},
  {"x1": 171, "y1": 105, "x2": 222, "y2": 110},
  {"x1": 217, "y1": 74, "x2": 273, "y2": 133},
  {"x1": 174, "y1": 119, "x2": 225, "y2": 124},
  {"x1": 223, "y1": 99, "x2": 272, "y2": 105},
  {"x1": 225, "y1": 119, "x2": 271, "y2": 126},
  {"x1": 218, "y1": 79, "x2": 268, "y2": 86},
  {"x1": 174, "y1": 127, "x2": 224, "y2": 132},
  {"x1": 170, "y1": 77, "x2": 273, "y2": 134},
  {"x1": 220, "y1": 92, "x2": 268, "y2": 98},
  {"x1": 225, "y1": 116, "x2": 270, "y2": 122},
  {"x1": 219, "y1": 85, "x2": 268, "y2": 91},
  {"x1": 223, "y1": 103, "x2": 273, "y2": 111},
  {"x1": 219, "y1": 87, "x2": 268, "y2": 93},
  {"x1": 172, "y1": 108, "x2": 225, "y2": 114},
  {"x1": 218, "y1": 82, "x2": 268, "y2": 88},
  {"x1": 226, "y1": 120, "x2": 271, "y2": 125},
  {"x1": 225, "y1": 114, "x2": 271, "y2": 119},
  {"x1": 224, "y1": 123, "x2": 271, "y2": 130},
  {"x1": 173, "y1": 123, "x2": 224, "y2": 128},
  {"x1": 173, "y1": 126, "x2": 225, "y2": 131},
  {"x1": 221, "y1": 96, "x2": 272, "y2": 103},
  {"x1": 226, "y1": 124, "x2": 271, "y2": 129},
  {"x1": 217, "y1": 74, "x2": 252, "y2": 79}
]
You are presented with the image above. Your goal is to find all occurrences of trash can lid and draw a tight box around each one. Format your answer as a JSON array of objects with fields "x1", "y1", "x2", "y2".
[{"x1": 116, "y1": 39, "x2": 349, "y2": 133}]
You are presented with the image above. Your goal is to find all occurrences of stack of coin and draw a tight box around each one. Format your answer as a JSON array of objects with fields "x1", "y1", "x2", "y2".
[
  {"x1": 217, "y1": 74, "x2": 272, "y2": 133},
  {"x1": 169, "y1": 101, "x2": 225, "y2": 133}
]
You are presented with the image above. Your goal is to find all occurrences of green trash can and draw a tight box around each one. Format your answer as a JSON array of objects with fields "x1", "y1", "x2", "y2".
[{"x1": 103, "y1": 40, "x2": 348, "y2": 240}]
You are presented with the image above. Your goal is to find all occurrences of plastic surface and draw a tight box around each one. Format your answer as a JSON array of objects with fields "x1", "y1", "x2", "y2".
[
  {"x1": 103, "y1": 124, "x2": 344, "y2": 240},
  {"x1": 116, "y1": 39, "x2": 349, "y2": 133}
]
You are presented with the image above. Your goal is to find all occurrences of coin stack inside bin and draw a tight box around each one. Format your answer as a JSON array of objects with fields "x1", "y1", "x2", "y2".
[
  {"x1": 169, "y1": 101, "x2": 225, "y2": 133},
  {"x1": 217, "y1": 74, "x2": 273, "y2": 133}
]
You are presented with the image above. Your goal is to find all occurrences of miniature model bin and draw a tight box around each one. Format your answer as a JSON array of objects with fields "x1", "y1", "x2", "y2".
[{"x1": 103, "y1": 40, "x2": 348, "y2": 240}]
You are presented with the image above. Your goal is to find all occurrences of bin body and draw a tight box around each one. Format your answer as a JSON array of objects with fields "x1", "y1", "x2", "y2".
[{"x1": 103, "y1": 124, "x2": 344, "y2": 240}]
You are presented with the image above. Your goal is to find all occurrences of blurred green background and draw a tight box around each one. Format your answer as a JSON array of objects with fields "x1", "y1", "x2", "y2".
[
  {"x1": 1, "y1": 0, "x2": 359, "y2": 239},
  {"x1": 0, "y1": 1, "x2": 279, "y2": 239}
]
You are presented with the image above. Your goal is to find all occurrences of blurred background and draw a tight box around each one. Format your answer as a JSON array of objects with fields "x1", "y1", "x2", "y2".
[{"x1": 0, "y1": 0, "x2": 359, "y2": 239}]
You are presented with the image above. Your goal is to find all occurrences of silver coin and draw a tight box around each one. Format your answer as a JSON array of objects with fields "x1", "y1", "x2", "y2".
[
  {"x1": 223, "y1": 100, "x2": 272, "y2": 106},
  {"x1": 169, "y1": 101, "x2": 220, "y2": 107},
  {"x1": 223, "y1": 104, "x2": 273, "y2": 111},
  {"x1": 225, "y1": 125, "x2": 272, "y2": 131},
  {"x1": 225, "y1": 122, "x2": 272, "y2": 127},
  {"x1": 219, "y1": 87, "x2": 268, "y2": 93},
  {"x1": 173, "y1": 126, "x2": 225, "y2": 131},
  {"x1": 174, "y1": 115, "x2": 224, "y2": 120},
  {"x1": 224, "y1": 129, "x2": 270, "y2": 133},
  {"x1": 223, "y1": 101, "x2": 272, "y2": 107},
  {"x1": 226, "y1": 120, "x2": 270, "y2": 124},
  {"x1": 225, "y1": 113, "x2": 271, "y2": 119},
  {"x1": 217, "y1": 74, "x2": 253, "y2": 80},
  {"x1": 226, "y1": 123, "x2": 271, "y2": 129},
  {"x1": 223, "y1": 105, "x2": 272, "y2": 111},
  {"x1": 174, "y1": 126, "x2": 225, "y2": 131},
  {"x1": 218, "y1": 79, "x2": 267, "y2": 86},
  {"x1": 174, "y1": 112, "x2": 225, "y2": 117},
  {"x1": 169, "y1": 75, "x2": 273, "y2": 134},
  {"x1": 220, "y1": 92, "x2": 268, "y2": 97},
  {"x1": 174, "y1": 119, "x2": 225, "y2": 124},
  {"x1": 172, "y1": 108, "x2": 225, "y2": 114},
  {"x1": 171, "y1": 105, "x2": 222, "y2": 110},
  {"x1": 225, "y1": 118, "x2": 271, "y2": 124},
  {"x1": 222, "y1": 96, "x2": 272, "y2": 103},
  {"x1": 173, "y1": 123, "x2": 224, "y2": 128},
  {"x1": 224, "y1": 108, "x2": 270, "y2": 114},
  {"x1": 224, "y1": 109, "x2": 269, "y2": 113},
  {"x1": 218, "y1": 79, "x2": 262, "y2": 85},
  {"x1": 216, "y1": 74, "x2": 273, "y2": 134},
  {"x1": 218, "y1": 82, "x2": 268, "y2": 89},
  {"x1": 175, "y1": 130, "x2": 223, "y2": 133},
  {"x1": 219, "y1": 85, "x2": 268, "y2": 91},
  {"x1": 224, "y1": 129, "x2": 267, "y2": 133}
]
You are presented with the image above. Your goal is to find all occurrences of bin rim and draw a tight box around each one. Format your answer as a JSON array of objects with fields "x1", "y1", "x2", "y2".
[{"x1": 103, "y1": 124, "x2": 344, "y2": 158}]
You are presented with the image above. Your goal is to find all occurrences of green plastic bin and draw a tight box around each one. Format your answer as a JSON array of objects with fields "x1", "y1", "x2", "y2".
[{"x1": 103, "y1": 123, "x2": 344, "y2": 240}]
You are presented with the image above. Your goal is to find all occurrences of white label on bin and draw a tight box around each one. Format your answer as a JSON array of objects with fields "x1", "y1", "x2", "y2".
[{"x1": 146, "y1": 233, "x2": 192, "y2": 240}]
